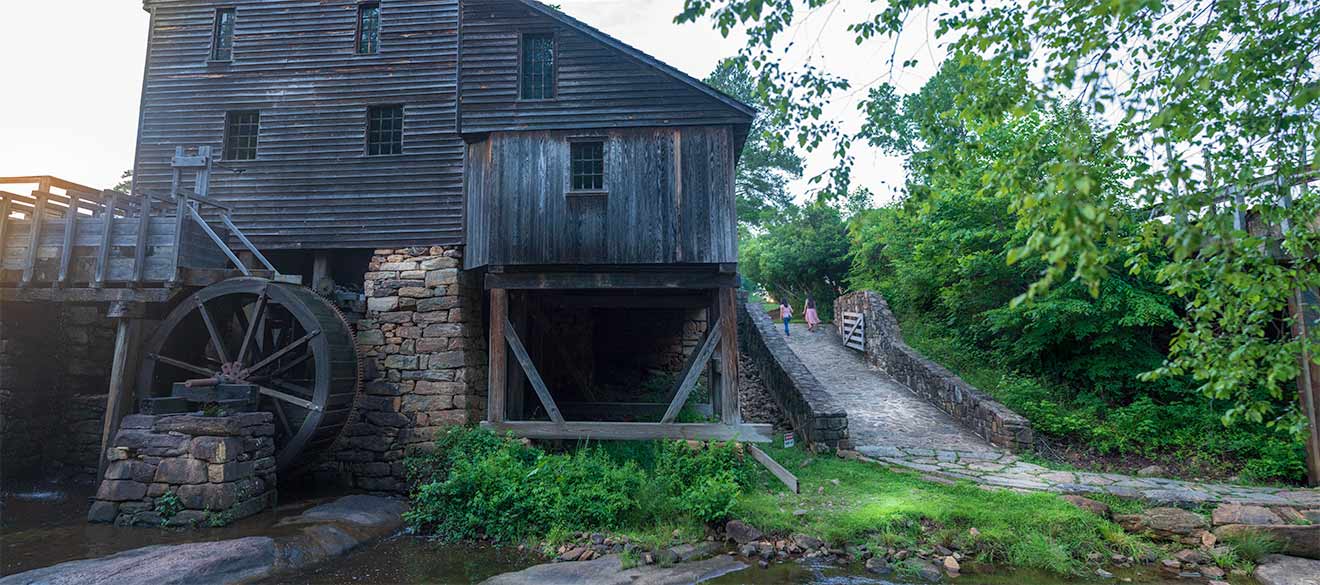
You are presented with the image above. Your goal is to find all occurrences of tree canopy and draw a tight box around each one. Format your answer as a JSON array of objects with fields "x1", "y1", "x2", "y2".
[{"x1": 679, "y1": 0, "x2": 1320, "y2": 436}]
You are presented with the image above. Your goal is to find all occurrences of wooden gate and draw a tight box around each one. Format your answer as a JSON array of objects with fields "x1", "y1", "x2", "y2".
[{"x1": 841, "y1": 311, "x2": 865, "y2": 351}]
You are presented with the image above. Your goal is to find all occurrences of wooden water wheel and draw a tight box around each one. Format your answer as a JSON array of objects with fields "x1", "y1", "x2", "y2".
[{"x1": 137, "y1": 277, "x2": 361, "y2": 473}]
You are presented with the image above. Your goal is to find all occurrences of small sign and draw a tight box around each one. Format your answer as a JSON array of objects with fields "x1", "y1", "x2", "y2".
[{"x1": 783, "y1": 432, "x2": 795, "y2": 449}]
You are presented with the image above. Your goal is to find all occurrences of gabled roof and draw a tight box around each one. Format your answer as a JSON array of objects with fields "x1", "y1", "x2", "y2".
[{"x1": 512, "y1": 0, "x2": 757, "y2": 123}]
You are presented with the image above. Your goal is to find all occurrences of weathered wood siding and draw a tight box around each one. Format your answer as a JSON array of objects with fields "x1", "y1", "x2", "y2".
[
  {"x1": 459, "y1": 0, "x2": 751, "y2": 134},
  {"x1": 464, "y1": 126, "x2": 737, "y2": 268},
  {"x1": 136, "y1": 0, "x2": 463, "y2": 249}
]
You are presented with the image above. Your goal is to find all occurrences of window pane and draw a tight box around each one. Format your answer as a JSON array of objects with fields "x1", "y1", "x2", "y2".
[
  {"x1": 521, "y1": 34, "x2": 556, "y2": 100},
  {"x1": 357, "y1": 4, "x2": 380, "y2": 55},
  {"x1": 367, "y1": 105, "x2": 404, "y2": 156},
  {"x1": 570, "y1": 141, "x2": 605, "y2": 191},
  {"x1": 224, "y1": 111, "x2": 260, "y2": 160},
  {"x1": 212, "y1": 8, "x2": 236, "y2": 61}
]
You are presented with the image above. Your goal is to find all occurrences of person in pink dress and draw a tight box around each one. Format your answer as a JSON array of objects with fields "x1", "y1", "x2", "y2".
[
  {"x1": 804, "y1": 297, "x2": 821, "y2": 332},
  {"x1": 779, "y1": 300, "x2": 793, "y2": 336}
]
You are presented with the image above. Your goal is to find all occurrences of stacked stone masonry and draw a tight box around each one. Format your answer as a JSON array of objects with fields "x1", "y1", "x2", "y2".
[
  {"x1": 336, "y1": 246, "x2": 487, "y2": 493},
  {"x1": 835, "y1": 291, "x2": 1034, "y2": 452},
  {"x1": 736, "y1": 293, "x2": 848, "y2": 450},
  {"x1": 0, "y1": 302, "x2": 116, "y2": 482},
  {"x1": 88, "y1": 413, "x2": 276, "y2": 527}
]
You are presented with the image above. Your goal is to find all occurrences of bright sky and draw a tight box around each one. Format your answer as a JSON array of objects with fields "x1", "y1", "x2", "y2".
[{"x1": 0, "y1": 0, "x2": 944, "y2": 204}]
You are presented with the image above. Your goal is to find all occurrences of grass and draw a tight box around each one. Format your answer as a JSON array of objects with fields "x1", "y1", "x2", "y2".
[{"x1": 733, "y1": 441, "x2": 1150, "y2": 576}]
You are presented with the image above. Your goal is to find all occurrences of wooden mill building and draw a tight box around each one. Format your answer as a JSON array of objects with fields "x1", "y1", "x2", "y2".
[{"x1": 0, "y1": 0, "x2": 769, "y2": 493}]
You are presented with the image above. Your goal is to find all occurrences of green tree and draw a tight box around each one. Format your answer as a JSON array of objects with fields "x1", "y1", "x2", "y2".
[
  {"x1": 704, "y1": 57, "x2": 805, "y2": 228},
  {"x1": 113, "y1": 170, "x2": 132, "y2": 193},
  {"x1": 740, "y1": 200, "x2": 851, "y2": 318},
  {"x1": 678, "y1": 0, "x2": 1320, "y2": 437}
]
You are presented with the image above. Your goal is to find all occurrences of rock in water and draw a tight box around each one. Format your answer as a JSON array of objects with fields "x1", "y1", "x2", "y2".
[
  {"x1": 865, "y1": 557, "x2": 891, "y2": 576},
  {"x1": 724, "y1": 520, "x2": 763, "y2": 545}
]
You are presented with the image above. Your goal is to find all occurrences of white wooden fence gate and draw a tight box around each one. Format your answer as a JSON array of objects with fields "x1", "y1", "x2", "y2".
[{"x1": 841, "y1": 311, "x2": 865, "y2": 351}]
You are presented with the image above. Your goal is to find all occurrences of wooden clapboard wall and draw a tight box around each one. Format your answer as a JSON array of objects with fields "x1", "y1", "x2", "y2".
[
  {"x1": 135, "y1": 0, "x2": 464, "y2": 250},
  {"x1": 463, "y1": 126, "x2": 738, "y2": 268}
]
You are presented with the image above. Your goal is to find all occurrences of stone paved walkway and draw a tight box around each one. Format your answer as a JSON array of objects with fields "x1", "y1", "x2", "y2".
[
  {"x1": 779, "y1": 323, "x2": 1320, "y2": 509},
  {"x1": 783, "y1": 324, "x2": 993, "y2": 453}
]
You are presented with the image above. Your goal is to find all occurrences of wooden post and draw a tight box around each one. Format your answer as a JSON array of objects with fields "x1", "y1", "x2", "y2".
[
  {"x1": 20, "y1": 188, "x2": 47, "y2": 287},
  {"x1": 1292, "y1": 288, "x2": 1320, "y2": 486},
  {"x1": 488, "y1": 288, "x2": 508, "y2": 423},
  {"x1": 97, "y1": 302, "x2": 143, "y2": 479},
  {"x1": 312, "y1": 252, "x2": 333, "y2": 296},
  {"x1": 94, "y1": 191, "x2": 118, "y2": 287},
  {"x1": 56, "y1": 193, "x2": 79, "y2": 287},
  {"x1": 718, "y1": 287, "x2": 740, "y2": 424}
]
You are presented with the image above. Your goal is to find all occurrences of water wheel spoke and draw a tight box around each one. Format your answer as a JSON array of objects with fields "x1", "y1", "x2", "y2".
[
  {"x1": 194, "y1": 296, "x2": 232, "y2": 364},
  {"x1": 257, "y1": 384, "x2": 320, "y2": 412},
  {"x1": 149, "y1": 354, "x2": 216, "y2": 378},
  {"x1": 245, "y1": 330, "x2": 320, "y2": 376},
  {"x1": 250, "y1": 352, "x2": 312, "y2": 383},
  {"x1": 269, "y1": 379, "x2": 315, "y2": 399},
  {"x1": 237, "y1": 289, "x2": 269, "y2": 365}
]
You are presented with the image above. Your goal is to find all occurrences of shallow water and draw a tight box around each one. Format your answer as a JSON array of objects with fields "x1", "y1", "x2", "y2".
[
  {"x1": 0, "y1": 479, "x2": 337, "y2": 577},
  {"x1": 709, "y1": 557, "x2": 1207, "y2": 585}
]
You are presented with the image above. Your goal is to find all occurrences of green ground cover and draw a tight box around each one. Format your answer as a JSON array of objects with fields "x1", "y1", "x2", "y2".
[{"x1": 404, "y1": 428, "x2": 1174, "y2": 577}]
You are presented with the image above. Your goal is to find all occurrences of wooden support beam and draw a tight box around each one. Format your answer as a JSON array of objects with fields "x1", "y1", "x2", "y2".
[
  {"x1": 481, "y1": 421, "x2": 774, "y2": 443},
  {"x1": 312, "y1": 252, "x2": 332, "y2": 296},
  {"x1": 56, "y1": 205, "x2": 79, "y2": 287},
  {"x1": 97, "y1": 307, "x2": 143, "y2": 479},
  {"x1": 487, "y1": 288, "x2": 507, "y2": 423},
  {"x1": 93, "y1": 191, "x2": 117, "y2": 287},
  {"x1": 718, "y1": 288, "x2": 740, "y2": 425},
  {"x1": 661, "y1": 325, "x2": 723, "y2": 423},
  {"x1": 749, "y1": 445, "x2": 799, "y2": 493},
  {"x1": 486, "y1": 271, "x2": 739, "y2": 291},
  {"x1": 0, "y1": 195, "x2": 10, "y2": 261},
  {"x1": 20, "y1": 189, "x2": 46, "y2": 287},
  {"x1": 1292, "y1": 287, "x2": 1320, "y2": 486},
  {"x1": 504, "y1": 316, "x2": 565, "y2": 423}
]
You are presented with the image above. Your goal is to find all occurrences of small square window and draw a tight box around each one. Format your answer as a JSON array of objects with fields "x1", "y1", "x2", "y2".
[
  {"x1": 212, "y1": 8, "x2": 236, "y2": 61},
  {"x1": 520, "y1": 33, "x2": 556, "y2": 100},
  {"x1": 367, "y1": 105, "x2": 404, "y2": 156},
  {"x1": 570, "y1": 141, "x2": 605, "y2": 192},
  {"x1": 223, "y1": 111, "x2": 260, "y2": 161},
  {"x1": 357, "y1": 3, "x2": 381, "y2": 55}
]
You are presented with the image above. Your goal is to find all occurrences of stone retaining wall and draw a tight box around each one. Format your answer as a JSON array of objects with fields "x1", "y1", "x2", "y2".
[
  {"x1": 88, "y1": 413, "x2": 276, "y2": 527},
  {"x1": 737, "y1": 293, "x2": 848, "y2": 450},
  {"x1": 835, "y1": 291, "x2": 1033, "y2": 452},
  {"x1": 0, "y1": 302, "x2": 115, "y2": 482},
  {"x1": 336, "y1": 245, "x2": 487, "y2": 493}
]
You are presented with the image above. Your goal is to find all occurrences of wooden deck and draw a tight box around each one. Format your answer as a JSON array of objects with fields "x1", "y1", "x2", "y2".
[{"x1": 0, "y1": 174, "x2": 271, "y2": 303}]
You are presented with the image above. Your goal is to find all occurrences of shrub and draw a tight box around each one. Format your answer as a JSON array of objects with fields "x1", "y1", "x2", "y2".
[{"x1": 404, "y1": 427, "x2": 753, "y2": 543}]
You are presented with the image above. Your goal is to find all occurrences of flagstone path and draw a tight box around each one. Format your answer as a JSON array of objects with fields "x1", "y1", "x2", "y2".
[{"x1": 780, "y1": 323, "x2": 1320, "y2": 509}]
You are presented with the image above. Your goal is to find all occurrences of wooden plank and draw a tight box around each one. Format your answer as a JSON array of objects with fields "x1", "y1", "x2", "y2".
[
  {"x1": 486, "y1": 270, "x2": 739, "y2": 290},
  {"x1": 187, "y1": 206, "x2": 248, "y2": 276},
  {"x1": 749, "y1": 445, "x2": 799, "y2": 494},
  {"x1": 0, "y1": 287, "x2": 177, "y2": 304},
  {"x1": 661, "y1": 325, "x2": 723, "y2": 423},
  {"x1": 718, "y1": 287, "x2": 740, "y2": 424},
  {"x1": 504, "y1": 316, "x2": 565, "y2": 423},
  {"x1": 98, "y1": 317, "x2": 142, "y2": 478},
  {"x1": 487, "y1": 288, "x2": 507, "y2": 423},
  {"x1": 20, "y1": 190, "x2": 46, "y2": 286},
  {"x1": 481, "y1": 421, "x2": 774, "y2": 443},
  {"x1": 132, "y1": 194, "x2": 153, "y2": 284},
  {"x1": 57, "y1": 212, "x2": 79, "y2": 287},
  {"x1": 0, "y1": 195, "x2": 10, "y2": 260},
  {"x1": 94, "y1": 191, "x2": 117, "y2": 287}
]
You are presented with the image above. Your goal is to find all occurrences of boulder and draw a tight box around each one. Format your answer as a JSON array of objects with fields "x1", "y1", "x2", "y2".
[
  {"x1": 1216, "y1": 524, "x2": 1320, "y2": 560},
  {"x1": 1116, "y1": 507, "x2": 1208, "y2": 542},
  {"x1": 86, "y1": 501, "x2": 119, "y2": 524},
  {"x1": 1255, "y1": 554, "x2": 1320, "y2": 585},
  {"x1": 155, "y1": 458, "x2": 209, "y2": 485},
  {"x1": 1212, "y1": 504, "x2": 1283, "y2": 527},
  {"x1": 1062, "y1": 495, "x2": 1111, "y2": 519},
  {"x1": 865, "y1": 557, "x2": 891, "y2": 575},
  {"x1": 1137, "y1": 465, "x2": 1167, "y2": 477},
  {"x1": 791, "y1": 534, "x2": 824, "y2": 551},
  {"x1": 724, "y1": 520, "x2": 763, "y2": 545}
]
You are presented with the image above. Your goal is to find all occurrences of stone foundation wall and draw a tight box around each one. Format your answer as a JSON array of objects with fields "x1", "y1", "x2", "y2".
[
  {"x1": 736, "y1": 293, "x2": 849, "y2": 450},
  {"x1": 0, "y1": 302, "x2": 115, "y2": 482},
  {"x1": 88, "y1": 413, "x2": 276, "y2": 527},
  {"x1": 335, "y1": 245, "x2": 487, "y2": 493},
  {"x1": 835, "y1": 291, "x2": 1034, "y2": 452}
]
